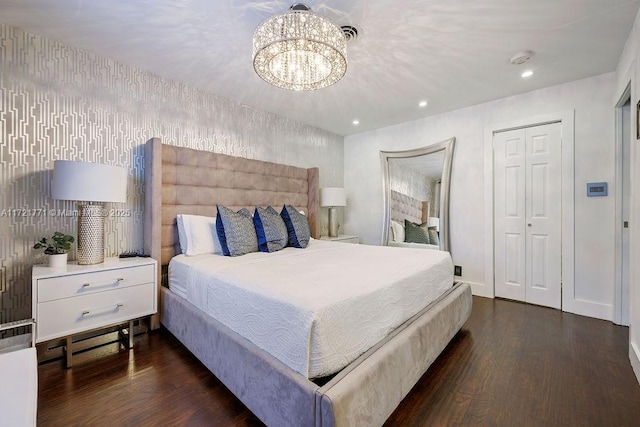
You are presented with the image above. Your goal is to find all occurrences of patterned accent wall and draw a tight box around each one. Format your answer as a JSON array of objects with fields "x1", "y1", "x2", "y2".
[
  {"x1": 0, "y1": 24, "x2": 343, "y2": 328},
  {"x1": 388, "y1": 162, "x2": 434, "y2": 211}
]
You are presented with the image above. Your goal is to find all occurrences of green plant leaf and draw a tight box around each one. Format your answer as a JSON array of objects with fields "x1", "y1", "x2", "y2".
[{"x1": 33, "y1": 231, "x2": 75, "y2": 254}]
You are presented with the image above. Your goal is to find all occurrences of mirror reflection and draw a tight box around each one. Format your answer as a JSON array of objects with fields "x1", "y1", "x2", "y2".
[{"x1": 381, "y1": 138, "x2": 455, "y2": 251}]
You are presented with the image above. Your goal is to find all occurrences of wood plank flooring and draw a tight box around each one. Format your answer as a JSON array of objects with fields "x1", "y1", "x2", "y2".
[{"x1": 37, "y1": 297, "x2": 640, "y2": 426}]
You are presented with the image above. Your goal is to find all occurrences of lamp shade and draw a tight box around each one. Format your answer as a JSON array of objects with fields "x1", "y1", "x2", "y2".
[
  {"x1": 320, "y1": 187, "x2": 346, "y2": 207},
  {"x1": 52, "y1": 160, "x2": 127, "y2": 202}
]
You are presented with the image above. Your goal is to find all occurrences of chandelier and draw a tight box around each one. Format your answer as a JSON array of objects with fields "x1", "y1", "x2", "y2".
[{"x1": 252, "y1": 4, "x2": 347, "y2": 91}]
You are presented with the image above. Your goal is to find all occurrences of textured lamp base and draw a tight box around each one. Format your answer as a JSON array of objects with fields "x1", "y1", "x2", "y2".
[
  {"x1": 77, "y1": 204, "x2": 105, "y2": 265},
  {"x1": 328, "y1": 207, "x2": 338, "y2": 237}
]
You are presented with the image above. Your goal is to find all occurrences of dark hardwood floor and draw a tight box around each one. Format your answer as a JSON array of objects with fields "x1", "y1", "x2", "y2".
[{"x1": 37, "y1": 297, "x2": 640, "y2": 426}]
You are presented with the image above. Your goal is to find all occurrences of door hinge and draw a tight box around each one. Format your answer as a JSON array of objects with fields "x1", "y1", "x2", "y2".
[{"x1": 624, "y1": 221, "x2": 629, "y2": 229}]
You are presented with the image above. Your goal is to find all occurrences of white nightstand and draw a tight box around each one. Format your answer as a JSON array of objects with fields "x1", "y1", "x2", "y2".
[
  {"x1": 319, "y1": 234, "x2": 359, "y2": 244},
  {"x1": 32, "y1": 257, "x2": 157, "y2": 366}
]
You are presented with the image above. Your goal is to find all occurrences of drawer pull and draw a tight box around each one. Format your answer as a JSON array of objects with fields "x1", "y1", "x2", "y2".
[
  {"x1": 82, "y1": 278, "x2": 125, "y2": 288},
  {"x1": 81, "y1": 303, "x2": 124, "y2": 316}
]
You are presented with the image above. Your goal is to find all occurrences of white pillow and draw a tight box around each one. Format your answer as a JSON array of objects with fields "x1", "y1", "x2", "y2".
[
  {"x1": 176, "y1": 214, "x2": 222, "y2": 256},
  {"x1": 390, "y1": 220, "x2": 405, "y2": 242}
]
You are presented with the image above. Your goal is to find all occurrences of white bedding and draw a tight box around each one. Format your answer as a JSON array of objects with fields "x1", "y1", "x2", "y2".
[
  {"x1": 388, "y1": 241, "x2": 441, "y2": 250},
  {"x1": 167, "y1": 256, "x2": 190, "y2": 300},
  {"x1": 168, "y1": 239, "x2": 453, "y2": 378}
]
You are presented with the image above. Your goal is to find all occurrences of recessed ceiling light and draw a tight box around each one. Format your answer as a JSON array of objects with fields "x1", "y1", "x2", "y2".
[
  {"x1": 510, "y1": 50, "x2": 533, "y2": 65},
  {"x1": 522, "y1": 70, "x2": 533, "y2": 78},
  {"x1": 352, "y1": 120, "x2": 360, "y2": 125},
  {"x1": 419, "y1": 101, "x2": 428, "y2": 107}
]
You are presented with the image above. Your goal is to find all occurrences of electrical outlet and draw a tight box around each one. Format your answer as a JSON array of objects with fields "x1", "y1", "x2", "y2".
[{"x1": 454, "y1": 265, "x2": 462, "y2": 276}]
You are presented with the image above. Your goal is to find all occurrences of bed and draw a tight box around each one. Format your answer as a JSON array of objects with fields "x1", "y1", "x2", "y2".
[
  {"x1": 168, "y1": 239, "x2": 454, "y2": 379},
  {"x1": 388, "y1": 190, "x2": 441, "y2": 250},
  {"x1": 143, "y1": 138, "x2": 472, "y2": 426}
]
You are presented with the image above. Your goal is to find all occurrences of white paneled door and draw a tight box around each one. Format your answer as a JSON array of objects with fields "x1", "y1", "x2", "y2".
[{"x1": 494, "y1": 123, "x2": 562, "y2": 309}]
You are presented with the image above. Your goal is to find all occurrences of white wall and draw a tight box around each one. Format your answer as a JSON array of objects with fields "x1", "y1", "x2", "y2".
[
  {"x1": 615, "y1": 7, "x2": 640, "y2": 384},
  {"x1": 345, "y1": 72, "x2": 617, "y2": 321}
]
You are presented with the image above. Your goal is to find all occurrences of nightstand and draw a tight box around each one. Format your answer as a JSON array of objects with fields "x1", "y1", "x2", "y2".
[
  {"x1": 32, "y1": 257, "x2": 157, "y2": 367},
  {"x1": 319, "y1": 234, "x2": 359, "y2": 244}
]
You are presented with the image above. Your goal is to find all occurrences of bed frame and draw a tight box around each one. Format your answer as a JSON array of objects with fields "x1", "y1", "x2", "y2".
[
  {"x1": 391, "y1": 190, "x2": 428, "y2": 225},
  {"x1": 389, "y1": 190, "x2": 440, "y2": 250},
  {"x1": 143, "y1": 138, "x2": 472, "y2": 426}
]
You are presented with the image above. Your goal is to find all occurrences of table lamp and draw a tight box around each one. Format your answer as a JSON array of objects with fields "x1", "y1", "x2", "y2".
[
  {"x1": 52, "y1": 160, "x2": 127, "y2": 265},
  {"x1": 320, "y1": 187, "x2": 346, "y2": 238}
]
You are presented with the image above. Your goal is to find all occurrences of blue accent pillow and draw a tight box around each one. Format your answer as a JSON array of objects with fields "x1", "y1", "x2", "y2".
[
  {"x1": 280, "y1": 204, "x2": 311, "y2": 249},
  {"x1": 254, "y1": 206, "x2": 288, "y2": 253},
  {"x1": 216, "y1": 205, "x2": 258, "y2": 256}
]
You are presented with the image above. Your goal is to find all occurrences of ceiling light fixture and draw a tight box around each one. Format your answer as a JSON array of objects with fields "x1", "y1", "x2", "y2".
[
  {"x1": 510, "y1": 50, "x2": 533, "y2": 65},
  {"x1": 352, "y1": 120, "x2": 360, "y2": 125},
  {"x1": 419, "y1": 101, "x2": 428, "y2": 107},
  {"x1": 522, "y1": 70, "x2": 534, "y2": 78},
  {"x1": 252, "y1": 3, "x2": 348, "y2": 91}
]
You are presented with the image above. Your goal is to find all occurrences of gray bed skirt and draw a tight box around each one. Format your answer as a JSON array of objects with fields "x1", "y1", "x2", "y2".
[{"x1": 161, "y1": 282, "x2": 472, "y2": 427}]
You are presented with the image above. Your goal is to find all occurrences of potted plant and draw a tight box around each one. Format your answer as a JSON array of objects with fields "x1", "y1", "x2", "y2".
[{"x1": 33, "y1": 232, "x2": 75, "y2": 268}]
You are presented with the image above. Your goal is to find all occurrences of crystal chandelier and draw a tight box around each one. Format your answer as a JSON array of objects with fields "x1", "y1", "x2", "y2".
[{"x1": 252, "y1": 4, "x2": 347, "y2": 91}]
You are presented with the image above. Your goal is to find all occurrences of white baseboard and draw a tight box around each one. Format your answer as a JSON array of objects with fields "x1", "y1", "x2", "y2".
[
  {"x1": 631, "y1": 341, "x2": 640, "y2": 386},
  {"x1": 461, "y1": 282, "x2": 615, "y2": 321},
  {"x1": 563, "y1": 298, "x2": 613, "y2": 321},
  {"x1": 464, "y1": 281, "x2": 494, "y2": 298}
]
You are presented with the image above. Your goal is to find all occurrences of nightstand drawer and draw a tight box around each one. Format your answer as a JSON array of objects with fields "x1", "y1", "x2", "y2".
[
  {"x1": 36, "y1": 282, "x2": 155, "y2": 343},
  {"x1": 37, "y1": 264, "x2": 154, "y2": 302}
]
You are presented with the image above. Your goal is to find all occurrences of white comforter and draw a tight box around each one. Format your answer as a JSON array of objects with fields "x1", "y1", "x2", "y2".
[
  {"x1": 169, "y1": 239, "x2": 453, "y2": 378},
  {"x1": 388, "y1": 241, "x2": 441, "y2": 250}
]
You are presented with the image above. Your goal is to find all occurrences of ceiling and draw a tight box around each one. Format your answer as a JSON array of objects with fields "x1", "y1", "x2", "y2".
[
  {"x1": 393, "y1": 152, "x2": 445, "y2": 181},
  {"x1": 1, "y1": 0, "x2": 638, "y2": 136}
]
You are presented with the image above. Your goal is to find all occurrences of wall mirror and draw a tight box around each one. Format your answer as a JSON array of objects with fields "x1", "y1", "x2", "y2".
[{"x1": 381, "y1": 137, "x2": 455, "y2": 251}]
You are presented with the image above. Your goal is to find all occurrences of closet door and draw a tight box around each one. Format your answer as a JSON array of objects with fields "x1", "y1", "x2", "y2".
[
  {"x1": 525, "y1": 123, "x2": 562, "y2": 308},
  {"x1": 494, "y1": 123, "x2": 562, "y2": 308},
  {"x1": 494, "y1": 129, "x2": 527, "y2": 301}
]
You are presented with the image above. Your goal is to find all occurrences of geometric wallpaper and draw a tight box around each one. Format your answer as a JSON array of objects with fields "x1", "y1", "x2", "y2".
[
  {"x1": 388, "y1": 162, "x2": 435, "y2": 215},
  {"x1": 0, "y1": 23, "x2": 344, "y2": 329}
]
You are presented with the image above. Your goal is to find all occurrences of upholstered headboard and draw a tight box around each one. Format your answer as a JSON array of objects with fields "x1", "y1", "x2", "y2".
[
  {"x1": 390, "y1": 190, "x2": 428, "y2": 225},
  {"x1": 143, "y1": 138, "x2": 320, "y2": 327}
]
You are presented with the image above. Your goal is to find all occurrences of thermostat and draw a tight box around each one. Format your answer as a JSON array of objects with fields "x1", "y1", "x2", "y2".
[{"x1": 587, "y1": 182, "x2": 607, "y2": 197}]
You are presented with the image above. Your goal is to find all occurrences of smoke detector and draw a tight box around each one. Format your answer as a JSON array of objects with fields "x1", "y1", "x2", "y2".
[{"x1": 510, "y1": 50, "x2": 533, "y2": 65}]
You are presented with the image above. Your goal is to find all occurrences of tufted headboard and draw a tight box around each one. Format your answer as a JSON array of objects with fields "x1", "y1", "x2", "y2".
[
  {"x1": 143, "y1": 138, "x2": 320, "y2": 327},
  {"x1": 390, "y1": 190, "x2": 428, "y2": 225}
]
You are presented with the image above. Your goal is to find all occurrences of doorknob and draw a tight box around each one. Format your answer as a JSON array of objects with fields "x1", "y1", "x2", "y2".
[{"x1": 527, "y1": 223, "x2": 532, "y2": 227}]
